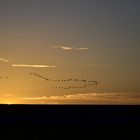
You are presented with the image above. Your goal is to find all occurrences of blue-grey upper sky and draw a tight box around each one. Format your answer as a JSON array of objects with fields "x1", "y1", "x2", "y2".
[{"x1": 0, "y1": 0, "x2": 140, "y2": 103}]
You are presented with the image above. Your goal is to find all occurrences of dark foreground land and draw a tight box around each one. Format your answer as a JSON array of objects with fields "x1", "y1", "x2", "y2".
[{"x1": 0, "y1": 105, "x2": 140, "y2": 126}]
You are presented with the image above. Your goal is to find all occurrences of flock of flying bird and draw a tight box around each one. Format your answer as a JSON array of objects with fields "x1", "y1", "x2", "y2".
[
  {"x1": 29, "y1": 72, "x2": 100, "y2": 90},
  {"x1": 0, "y1": 72, "x2": 101, "y2": 90}
]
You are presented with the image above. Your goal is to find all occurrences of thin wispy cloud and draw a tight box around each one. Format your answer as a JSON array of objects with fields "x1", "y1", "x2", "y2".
[
  {"x1": 3, "y1": 94, "x2": 13, "y2": 97},
  {"x1": 21, "y1": 96, "x2": 48, "y2": 100},
  {"x1": 51, "y1": 45, "x2": 88, "y2": 51},
  {"x1": 52, "y1": 45, "x2": 72, "y2": 50},
  {"x1": 74, "y1": 48, "x2": 88, "y2": 50},
  {"x1": 20, "y1": 93, "x2": 140, "y2": 104},
  {"x1": 88, "y1": 64, "x2": 112, "y2": 67},
  {"x1": 21, "y1": 93, "x2": 140, "y2": 100},
  {"x1": 0, "y1": 58, "x2": 9, "y2": 63},
  {"x1": 65, "y1": 64, "x2": 112, "y2": 68},
  {"x1": 12, "y1": 64, "x2": 56, "y2": 68}
]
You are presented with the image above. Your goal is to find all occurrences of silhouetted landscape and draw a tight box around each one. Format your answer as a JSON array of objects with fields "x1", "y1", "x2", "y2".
[{"x1": 0, "y1": 105, "x2": 140, "y2": 126}]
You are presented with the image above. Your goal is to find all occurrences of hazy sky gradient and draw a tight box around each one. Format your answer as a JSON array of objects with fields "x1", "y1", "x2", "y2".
[{"x1": 0, "y1": 0, "x2": 140, "y2": 104}]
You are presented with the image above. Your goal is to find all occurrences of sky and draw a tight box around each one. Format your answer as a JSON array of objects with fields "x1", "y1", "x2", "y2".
[{"x1": 0, "y1": 0, "x2": 140, "y2": 104}]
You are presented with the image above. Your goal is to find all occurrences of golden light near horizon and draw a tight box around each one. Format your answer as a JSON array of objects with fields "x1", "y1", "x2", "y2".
[
  {"x1": 0, "y1": 97, "x2": 19, "y2": 105},
  {"x1": 0, "y1": 94, "x2": 20, "y2": 105}
]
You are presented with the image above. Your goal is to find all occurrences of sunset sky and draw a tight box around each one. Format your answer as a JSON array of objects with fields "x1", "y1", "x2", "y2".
[{"x1": 0, "y1": 0, "x2": 140, "y2": 104}]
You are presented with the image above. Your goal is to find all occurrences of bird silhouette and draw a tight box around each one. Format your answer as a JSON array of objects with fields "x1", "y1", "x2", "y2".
[
  {"x1": 93, "y1": 81, "x2": 100, "y2": 85},
  {"x1": 29, "y1": 72, "x2": 101, "y2": 91}
]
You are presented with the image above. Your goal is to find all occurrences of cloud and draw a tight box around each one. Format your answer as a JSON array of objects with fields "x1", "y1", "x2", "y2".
[
  {"x1": 0, "y1": 58, "x2": 9, "y2": 63},
  {"x1": 88, "y1": 64, "x2": 112, "y2": 67},
  {"x1": 65, "y1": 64, "x2": 112, "y2": 68},
  {"x1": 21, "y1": 96, "x2": 48, "y2": 100},
  {"x1": 52, "y1": 45, "x2": 72, "y2": 50},
  {"x1": 3, "y1": 94, "x2": 13, "y2": 97},
  {"x1": 74, "y1": 48, "x2": 88, "y2": 50},
  {"x1": 12, "y1": 64, "x2": 56, "y2": 68},
  {"x1": 20, "y1": 93, "x2": 140, "y2": 104},
  {"x1": 51, "y1": 45, "x2": 88, "y2": 51},
  {"x1": 21, "y1": 93, "x2": 140, "y2": 100}
]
